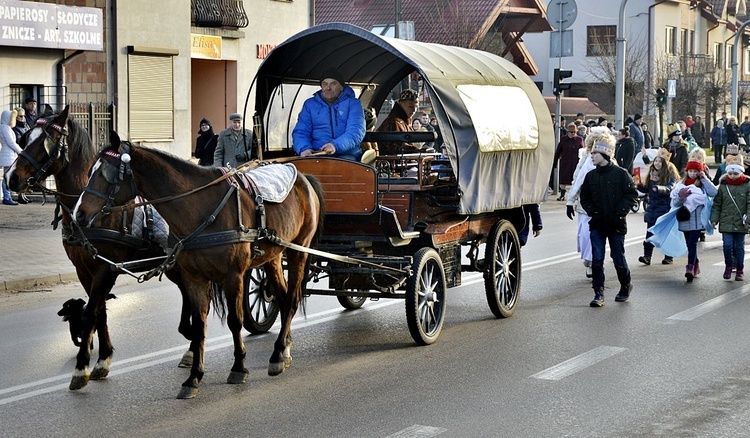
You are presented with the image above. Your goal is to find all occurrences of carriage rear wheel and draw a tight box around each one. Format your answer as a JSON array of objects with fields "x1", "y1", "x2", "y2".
[
  {"x1": 405, "y1": 248, "x2": 447, "y2": 345},
  {"x1": 242, "y1": 268, "x2": 280, "y2": 334},
  {"x1": 337, "y1": 294, "x2": 367, "y2": 310},
  {"x1": 484, "y1": 220, "x2": 521, "y2": 318}
]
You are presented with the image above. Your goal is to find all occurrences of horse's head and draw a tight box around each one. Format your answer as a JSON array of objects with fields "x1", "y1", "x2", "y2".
[
  {"x1": 6, "y1": 105, "x2": 71, "y2": 192},
  {"x1": 73, "y1": 131, "x2": 138, "y2": 227}
]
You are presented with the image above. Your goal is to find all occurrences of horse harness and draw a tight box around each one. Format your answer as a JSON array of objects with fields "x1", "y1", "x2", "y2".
[
  {"x1": 19, "y1": 118, "x2": 69, "y2": 189},
  {"x1": 81, "y1": 142, "x2": 274, "y2": 282}
]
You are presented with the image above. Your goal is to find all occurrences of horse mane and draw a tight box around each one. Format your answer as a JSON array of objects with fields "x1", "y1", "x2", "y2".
[
  {"x1": 65, "y1": 118, "x2": 97, "y2": 164},
  {"x1": 131, "y1": 143, "x2": 221, "y2": 184}
]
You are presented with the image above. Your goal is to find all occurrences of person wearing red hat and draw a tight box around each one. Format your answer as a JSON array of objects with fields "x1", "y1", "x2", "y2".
[{"x1": 670, "y1": 159, "x2": 718, "y2": 282}]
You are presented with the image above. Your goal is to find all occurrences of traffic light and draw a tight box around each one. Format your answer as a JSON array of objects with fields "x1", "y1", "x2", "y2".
[
  {"x1": 655, "y1": 88, "x2": 666, "y2": 107},
  {"x1": 553, "y1": 68, "x2": 572, "y2": 96}
]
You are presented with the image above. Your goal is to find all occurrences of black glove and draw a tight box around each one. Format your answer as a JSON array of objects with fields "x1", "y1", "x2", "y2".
[{"x1": 566, "y1": 205, "x2": 575, "y2": 220}]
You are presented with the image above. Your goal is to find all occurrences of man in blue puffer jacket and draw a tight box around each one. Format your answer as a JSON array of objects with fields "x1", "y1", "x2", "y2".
[{"x1": 292, "y1": 68, "x2": 366, "y2": 160}]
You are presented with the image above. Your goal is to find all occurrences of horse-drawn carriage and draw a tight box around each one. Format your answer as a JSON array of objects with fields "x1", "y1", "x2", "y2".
[
  {"x1": 6, "y1": 23, "x2": 552, "y2": 398},
  {"x1": 243, "y1": 23, "x2": 554, "y2": 345}
]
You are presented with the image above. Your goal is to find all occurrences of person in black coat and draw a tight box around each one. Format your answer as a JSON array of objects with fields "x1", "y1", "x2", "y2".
[
  {"x1": 194, "y1": 118, "x2": 218, "y2": 166},
  {"x1": 580, "y1": 131, "x2": 639, "y2": 307},
  {"x1": 615, "y1": 126, "x2": 636, "y2": 175}
]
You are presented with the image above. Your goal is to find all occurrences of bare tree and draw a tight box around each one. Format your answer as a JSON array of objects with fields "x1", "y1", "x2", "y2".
[{"x1": 584, "y1": 35, "x2": 648, "y2": 117}]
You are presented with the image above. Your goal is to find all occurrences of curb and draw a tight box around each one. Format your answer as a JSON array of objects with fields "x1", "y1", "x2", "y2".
[{"x1": 3, "y1": 272, "x2": 80, "y2": 292}]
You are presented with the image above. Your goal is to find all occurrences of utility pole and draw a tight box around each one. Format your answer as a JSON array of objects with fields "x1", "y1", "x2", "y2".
[{"x1": 614, "y1": 0, "x2": 629, "y2": 129}]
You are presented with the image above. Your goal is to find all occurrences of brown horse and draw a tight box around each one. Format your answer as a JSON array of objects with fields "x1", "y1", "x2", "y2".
[
  {"x1": 5, "y1": 107, "x2": 195, "y2": 389},
  {"x1": 73, "y1": 132, "x2": 324, "y2": 398}
]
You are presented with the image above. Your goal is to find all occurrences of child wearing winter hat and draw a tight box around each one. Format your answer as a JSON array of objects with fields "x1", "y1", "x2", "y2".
[
  {"x1": 710, "y1": 153, "x2": 750, "y2": 280},
  {"x1": 670, "y1": 158, "x2": 718, "y2": 282},
  {"x1": 579, "y1": 130, "x2": 639, "y2": 307},
  {"x1": 637, "y1": 148, "x2": 681, "y2": 266}
]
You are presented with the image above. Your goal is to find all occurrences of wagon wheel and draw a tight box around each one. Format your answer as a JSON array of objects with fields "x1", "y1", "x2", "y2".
[
  {"x1": 484, "y1": 220, "x2": 521, "y2": 318},
  {"x1": 337, "y1": 294, "x2": 367, "y2": 310},
  {"x1": 405, "y1": 248, "x2": 447, "y2": 345},
  {"x1": 242, "y1": 267, "x2": 280, "y2": 334}
]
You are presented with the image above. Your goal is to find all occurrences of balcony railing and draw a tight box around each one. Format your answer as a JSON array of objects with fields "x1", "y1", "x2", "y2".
[{"x1": 191, "y1": 0, "x2": 249, "y2": 29}]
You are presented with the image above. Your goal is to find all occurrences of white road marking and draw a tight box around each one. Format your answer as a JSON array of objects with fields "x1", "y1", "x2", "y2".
[
  {"x1": 0, "y1": 300, "x2": 401, "y2": 406},
  {"x1": 0, "y1": 237, "x2": 645, "y2": 405},
  {"x1": 667, "y1": 284, "x2": 750, "y2": 321},
  {"x1": 530, "y1": 346, "x2": 627, "y2": 381},
  {"x1": 385, "y1": 425, "x2": 447, "y2": 438}
]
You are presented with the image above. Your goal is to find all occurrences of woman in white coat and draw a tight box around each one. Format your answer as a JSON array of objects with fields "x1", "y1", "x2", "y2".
[
  {"x1": 0, "y1": 109, "x2": 23, "y2": 205},
  {"x1": 565, "y1": 127, "x2": 613, "y2": 278}
]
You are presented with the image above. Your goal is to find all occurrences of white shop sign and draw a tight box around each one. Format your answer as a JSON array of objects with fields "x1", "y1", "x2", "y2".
[{"x1": 0, "y1": 0, "x2": 103, "y2": 51}]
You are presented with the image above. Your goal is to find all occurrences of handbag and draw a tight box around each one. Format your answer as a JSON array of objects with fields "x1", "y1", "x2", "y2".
[{"x1": 723, "y1": 185, "x2": 750, "y2": 230}]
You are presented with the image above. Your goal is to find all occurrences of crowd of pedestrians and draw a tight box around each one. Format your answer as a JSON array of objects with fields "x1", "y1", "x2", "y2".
[{"x1": 554, "y1": 111, "x2": 750, "y2": 306}]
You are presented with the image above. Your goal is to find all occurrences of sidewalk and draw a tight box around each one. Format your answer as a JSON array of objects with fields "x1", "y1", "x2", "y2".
[{"x1": 0, "y1": 197, "x2": 79, "y2": 292}]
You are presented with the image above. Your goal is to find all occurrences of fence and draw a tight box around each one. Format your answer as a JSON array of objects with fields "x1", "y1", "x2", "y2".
[{"x1": 68, "y1": 102, "x2": 116, "y2": 151}]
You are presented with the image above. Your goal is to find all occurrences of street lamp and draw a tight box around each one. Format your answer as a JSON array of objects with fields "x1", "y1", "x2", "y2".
[
  {"x1": 614, "y1": 0, "x2": 629, "y2": 130},
  {"x1": 731, "y1": 19, "x2": 750, "y2": 117}
]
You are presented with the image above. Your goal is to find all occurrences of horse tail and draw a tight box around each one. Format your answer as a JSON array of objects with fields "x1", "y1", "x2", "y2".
[{"x1": 209, "y1": 282, "x2": 228, "y2": 322}]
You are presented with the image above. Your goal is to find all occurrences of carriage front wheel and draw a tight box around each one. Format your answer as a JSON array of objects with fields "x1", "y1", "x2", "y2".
[
  {"x1": 242, "y1": 268, "x2": 280, "y2": 334},
  {"x1": 405, "y1": 248, "x2": 447, "y2": 345},
  {"x1": 484, "y1": 220, "x2": 521, "y2": 318}
]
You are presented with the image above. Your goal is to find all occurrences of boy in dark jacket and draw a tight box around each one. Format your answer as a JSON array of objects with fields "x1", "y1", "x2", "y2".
[{"x1": 580, "y1": 131, "x2": 639, "y2": 307}]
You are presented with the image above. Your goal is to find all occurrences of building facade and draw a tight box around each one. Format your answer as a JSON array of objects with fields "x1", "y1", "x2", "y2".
[
  {"x1": 524, "y1": 0, "x2": 750, "y2": 136},
  {"x1": 0, "y1": 0, "x2": 311, "y2": 157}
]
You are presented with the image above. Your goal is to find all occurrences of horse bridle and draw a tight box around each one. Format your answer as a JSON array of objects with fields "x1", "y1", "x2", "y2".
[
  {"x1": 81, "y1": 141, "x2": 139, "y2": 226},
  {"x1": 18, "y1": 117, "x2": 70, "y2": 188}
]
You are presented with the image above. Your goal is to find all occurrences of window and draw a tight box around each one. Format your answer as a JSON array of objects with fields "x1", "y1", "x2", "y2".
[
  {"x1": 689, "y1": 30, "x2": 695, "y2": 54},
  {"x1": 714, "y1": 43, "x2": 723, "y2": 68},
  {"x1": 745, "y1": 47, "x2": 750, "y2": 75},
  {"x1": 586, "y1": 25, "x2": 616, "y2": 56},
  {"x1": 666, "y1": 26, "x2": 676, "y2": 55},
  {"x1": 128, "y1": 54, "x2": 174, "y2": 141},
  {"x1": 727, "y1": 44, "x2": 734, "y2": 70},
  {"x1": 680, "y1": 28, "x2": 688, "y2": 53}
]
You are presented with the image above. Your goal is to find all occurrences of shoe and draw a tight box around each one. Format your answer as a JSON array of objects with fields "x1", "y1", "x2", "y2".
[
  {"x1": 737, "y1": 265, "x2": 744, "y2": 281},
  {"x1": 662, "y1": 256, "x2": 673, "y2": 265},
  {"x1": 584, "y1": 260, "x2": 593, "y2": 278},
  {"x1": 590, "y1": 292, "x2": 604, "y2": 307},
  {"x1": 699, "y1": 233, "x2": 706, "y2": 242},
  {"x1": 638, "y1": 256, "x2": 651, "y2": 266},
  {"x1": 685, "y1": 264, "x2": 694, "y2": 282},
  {"x1": 16, "y1": 195, "x2": 28, "y2": 204},
  {"x1": 2, "y1": 198, "x2": 18, "y2": 206},
  {"x1": 615, "y1": 283, "x2": 632, "y2": 302},
  {"x1": 693, "y1": 260, "x2": 701, "y2": 276},
  {"x1": 724, "y1": 264, "x2": 733, "y2": 280}
]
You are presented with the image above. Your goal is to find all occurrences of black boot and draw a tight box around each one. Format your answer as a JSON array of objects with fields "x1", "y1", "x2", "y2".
[
  {"x1": 557, "y1": 189, "x2": 566, "y2": 201},
  {"x1": 615, "y1": 283, "x2": 632, "y2": 302}
]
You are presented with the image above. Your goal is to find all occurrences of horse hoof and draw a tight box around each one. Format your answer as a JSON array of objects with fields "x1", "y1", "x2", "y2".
[
  {"x1": 227, "y1": 370, "x2": 249, "y2": 384},
  {"x1": 177, "y1": 386, "x2": 199, "y2": 399},
  {"x1": 69, "y1": 372, "x2": 90, "y2": 391},
  {"x1": 268, "y1": 361, "x2": 286, "y2": 376},
  {"x1": 91, "y1": 359, "x2": 111, "y2": 380},
  {"x1": 178, "y1": 350, "x2": 193, "y2": 368}
]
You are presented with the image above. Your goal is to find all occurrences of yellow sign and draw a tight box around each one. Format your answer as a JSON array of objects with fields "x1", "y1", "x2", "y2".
[{"x1": 190, "y1": 34, "x2": 221, "y2": 59}]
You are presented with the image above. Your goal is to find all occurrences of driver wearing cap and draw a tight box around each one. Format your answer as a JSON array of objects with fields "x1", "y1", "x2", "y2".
[{"x1": 292, "y1": 67, "x2": 365, "y2": 160}]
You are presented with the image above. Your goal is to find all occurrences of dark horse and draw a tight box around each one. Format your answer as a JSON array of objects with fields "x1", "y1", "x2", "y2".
[
  {"x1": 5, "y1": 107, "x2": 195, "y2": 390},
  {"x1": 73, "y1": 132, "x2": 324, "y2": 398}
]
